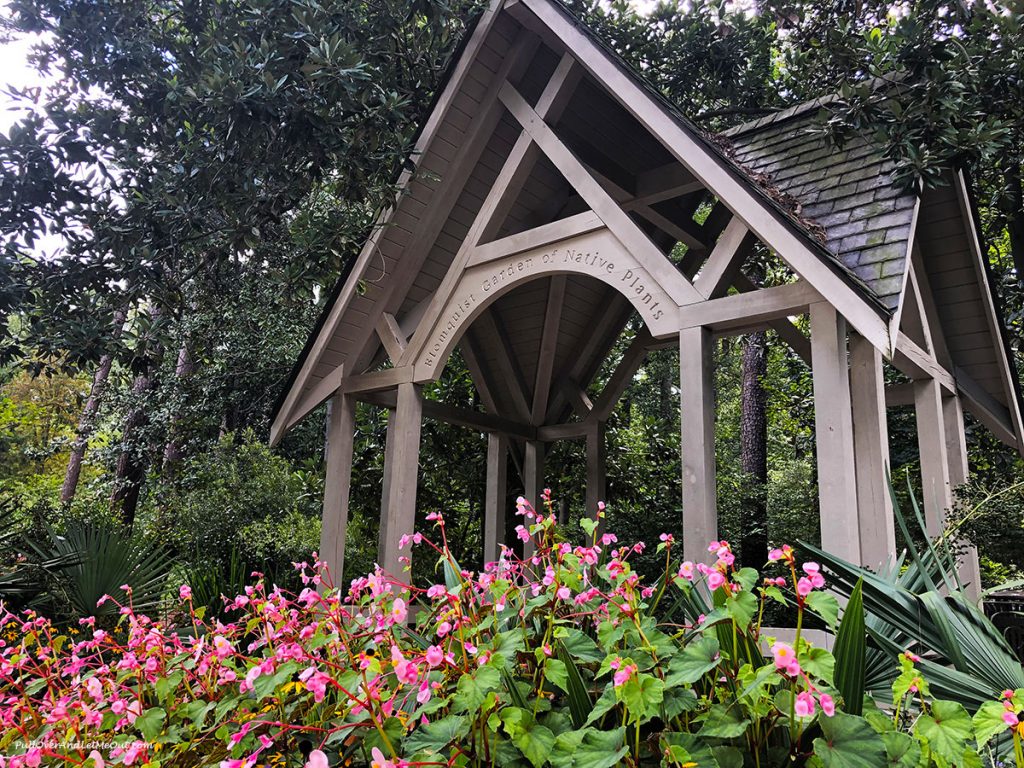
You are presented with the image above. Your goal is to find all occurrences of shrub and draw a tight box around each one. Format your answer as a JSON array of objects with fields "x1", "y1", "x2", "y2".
[{"x1": 0, "y1": 495, "x2": 1020, "y2": 767}]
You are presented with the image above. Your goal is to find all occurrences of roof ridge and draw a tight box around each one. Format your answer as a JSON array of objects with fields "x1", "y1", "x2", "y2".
[{"x1": 720, "y1": 95, "x2": 839, "y2": 138}]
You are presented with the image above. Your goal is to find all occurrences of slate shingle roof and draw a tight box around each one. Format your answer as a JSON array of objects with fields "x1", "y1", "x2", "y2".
[{"x1": 724, "y1": 105, "x2": 918, "y2": 312}]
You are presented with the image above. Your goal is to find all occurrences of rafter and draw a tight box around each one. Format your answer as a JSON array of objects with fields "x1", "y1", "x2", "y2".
[
  {"x1": 532, "y1": 276, "x2": 567, "y2": 423},
  {"x1": 694, "y1": 217, "x2": 756, "y2": 300}
]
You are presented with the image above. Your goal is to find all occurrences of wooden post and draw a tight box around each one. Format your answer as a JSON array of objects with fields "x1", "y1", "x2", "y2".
[
  {"x1": 943, "y1": 394, "x2": 982, "y2": 599},
  {"x1": 523, "y1": 440, "x2": 545, "y2": 558},
  {"x1": 378, "y1": 408, "x2": 397, "y2": 556},
  {"x1": 848, "y1": 333, "x2": 895, "y2": 567},
  {"x1": 810, "y1": 302, "x2": 861, "y2": 564},
  {"x1": 680, "y1": 327, "x2": 717, "y2": 565},
  {"x1": 585, "y1": 421, "x2": 607, "y2": 521},
  {"x1": 378, "y1": 382, "x2": 423, "y2": 576},
  {"x1": 321, "y1": 393, "x2": 356, "y2": 584},
  {"x1": 913, "y1": 377, "x2": 952, "y2": 535},
  {"x1": 484, "y1": 433, "x2": 509, "y2": 564}
]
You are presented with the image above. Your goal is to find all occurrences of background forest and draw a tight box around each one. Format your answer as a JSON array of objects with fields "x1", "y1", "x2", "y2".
[{"x1": 2, "y1": 0, "x2": 1023, "y2": 616}]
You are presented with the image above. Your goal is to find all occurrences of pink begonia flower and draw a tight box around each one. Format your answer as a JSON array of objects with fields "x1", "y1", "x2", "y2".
[
  {"x1": 370, "y1": 747, "x2": 396, "y2": 768},
  {"x1": 612, "y1": 661, "x2": 637, "y2": 688},
  {"x1": 24, "y1": 748, "x2": 42, "y2": 767},
  {"x1": 426, "y1": 584, "x2": 446, "y2": 599},
  {"x1": 464, "y1": 641, "x2": 478, "y2": 655},
  {"x1": 794, "y1": 691, "x2": 816, "y2": 717},
  {"x1": 306, "y1": 751, "x2": 330, "y2": 768},
  {"x1": 819, "y1": 693, "x2": 835, "y2": 717},
  {"x1": 601, "y1": 533, "x2": 617, "y2": 546},
  {"x1": 556, "y1": 586, "x2": 571, "y2": 601},
  {"x1": 768, "y1": 548, "x2": 784, "y2": 561},
  {"x1": 659, "y1": 533, "x2": 674, "y2": 543},
  {"x1": 86, "y1": 675, "x2": 104, "y2": 702},
  {"x1": 437, "y1": 621, "x2": 451, "y2": 637},
  {"x1": 796, "y1": 577, "x2": 813, "y2": 597},
  {"x1": 1004, "y1": 710, "x2": 1020, "y2": 727},
  {"x1": 707, "y1": 571, "x2": 726, "y2": 591},
  {"x1": 390, "y1": 598, "x2": 407, "y2": 624},
  {"x1": 179, "y1": 584, "x2": 192, "y2": 601},
  {"x1": 802, "y1": 562, "x2": 826, "y2": 588},
  {"x1": 417, "y1": 682, "x2": 432, "y2": 704},
  {"x1": 87, "y1": 751, "x2": 105, "y2": 768},
  {"x1": 515, "y1": 525, "x2": 530, "y2": 542},
  {"x1": 678, "y1": 561, "x2": 695, "y2": 581},
  {"x1": 425, "y1": 645, "x2": 444, "y2": 668},
  {"x1": 771, "y1": 642, "x2": 800, "y2": 676}
]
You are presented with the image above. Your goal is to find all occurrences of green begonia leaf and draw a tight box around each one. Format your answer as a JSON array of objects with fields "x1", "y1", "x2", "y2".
[
  {"x1": 812, "y1": 711, "x2": 886, "y2": 768},
  {"x1": 550, "y1": 726, "x2": 628, "y2": 768},
  {"x1": 915, "y1": 700, "x2": 973, "y2": 765}
]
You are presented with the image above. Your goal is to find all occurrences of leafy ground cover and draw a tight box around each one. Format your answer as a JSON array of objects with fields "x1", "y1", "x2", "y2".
[{"x1": 0, "y1": 495, "x2": 1021, "y2": 767}]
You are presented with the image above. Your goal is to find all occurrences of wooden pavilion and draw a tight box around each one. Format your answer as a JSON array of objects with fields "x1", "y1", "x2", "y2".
[{"x1": 270, "y1": 0, "x2": 1024, "y2": 593}]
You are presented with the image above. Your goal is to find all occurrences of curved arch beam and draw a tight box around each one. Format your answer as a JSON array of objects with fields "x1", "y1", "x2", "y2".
[{"x1": 412, "y1": 228, "x2": 678, "y2": 381}]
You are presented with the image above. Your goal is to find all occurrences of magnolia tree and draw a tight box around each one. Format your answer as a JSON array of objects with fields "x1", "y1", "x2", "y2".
[{"x1": 0, "y1": 494, "x2": 1021, "y2": 767}]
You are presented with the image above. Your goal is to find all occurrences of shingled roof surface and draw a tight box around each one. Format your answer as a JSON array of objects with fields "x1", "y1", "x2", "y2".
[{"x1": 724, "y1": 106, "x2": 918, "y2": 311}]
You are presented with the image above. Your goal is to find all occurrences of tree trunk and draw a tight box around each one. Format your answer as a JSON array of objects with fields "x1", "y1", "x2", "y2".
[
  {"x1": 110, "y1": 370, "x2": 154, "y2": 528},
  {"x1": 739, "y1": 330, "x2": 769, "y2": 568},
  {"x1": 61, "y1": 308, "x2": 127, "y2": 504},
  {"x1": 161, "y1": 340, "x2": 194, "y2": 476}
]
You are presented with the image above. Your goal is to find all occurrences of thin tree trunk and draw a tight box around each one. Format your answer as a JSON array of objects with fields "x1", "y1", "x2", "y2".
[
  {"x1": 61, "y1": 308, "x2": 127, "y2": 504},
  {"x1": 110, "y1": 370, "x2": 154, "y2": 528},
  {"x1": 161, "y1": 340, "x2": 194, "y2": 476},
  {"x1": 740, "y1": 329, "x2": 769, "y2": 567}
]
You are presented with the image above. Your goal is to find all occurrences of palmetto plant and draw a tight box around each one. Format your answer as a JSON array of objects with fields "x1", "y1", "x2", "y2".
[{"x1": 802, "y1": 481, "x2": 1024, "y2": 712}]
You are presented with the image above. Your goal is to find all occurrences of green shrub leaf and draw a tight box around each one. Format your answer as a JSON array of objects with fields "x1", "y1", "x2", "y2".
[
  {"x1": 812, "y1": 711, "x2": 886, "y2": 768},
  {"x1": 404, "y1": 714, "x2": 470, "y2": 757}
]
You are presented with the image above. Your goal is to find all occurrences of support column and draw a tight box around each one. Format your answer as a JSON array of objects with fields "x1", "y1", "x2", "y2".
[
  {"x1": 321, "y1": 393, "x2": 356, "y2": 585},
  {"x1": 523, "y1": 440, "x2": 545, "y2": 558},
  {"x1": 378, "y1": 382, "x2": 423, "y2": 576},
  {"x1": 484, "y1": 433, "x2": 509, "y2": 564},
  {"x1": 943, "y1": 394, "x2": 982, "y2": 599},
  {"x1": 849, "y1": 333, "x2": 895, "y2": 567},
  {"x1": 810, "y1": 302, "x2": 861, "y2": 564},
  {"x1": 913, "y1": 377, "x2": 951, "y2": 535},
  {"x1": 585, "y1": 421, "x2": 607, "y2": 522},
  {"x1": 378, "y1": 409, "x2": 398, "y2": 557},
  {"x1": 680, "y1": 327, "x2": 717, "y2": 565}
]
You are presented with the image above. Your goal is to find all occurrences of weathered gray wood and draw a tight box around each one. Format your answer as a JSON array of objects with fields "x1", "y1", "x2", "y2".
[
  {"x1": 680, "y1": 326, "x2": 717, "y2": 564},
  {"x1": 509, "y1": 0, "x2": 892, "y2": 354},
  {"x1": 954, "y1": 364, "x2": 1018, "y2": 447},
  {"x1": 810, "y1": 302, "x2": 861, "y2": 565},
  {"x1": 376, "y1": 312, "x2": 407, "y2": 363},
  {"x1": 631, "y1": 162, "x2": 703, "y2": 207},
  {"x1": 942, "y1": 394, "x2": 981, "y2": 599},
  {"x1": 885, "y1": 382, "x2": 917, "y2": 407},
  {"x1": 893, "y1": 332, "x2": 956, "y2": 392},
  {"x1": 679, "y1": 280, "x2": 823, "y2": 332},
  {"x1": 321, "y1": 393, "x2": 356, "y2": 584},
  {"x1": 378, "y1": 383, "x2": 424, "y2": 576},
  {"x1": 849, "y1": 333, "x2": 895, "y2": 568},
  {"x1": 497, "y1": 81, "x2": 703, "y2": 306},
  {"x1": 585, "y1": 421, "x2": 607, "y2": 519},
  {"x1": 469, "y1": 210, "x2": 603, "y2": 265},
  {"x1": 272, "y1": 23, "x2": 532, "y2": 440},
  {"x1": 485, "y1": 432, "x2": 509, "y2": 563},
  {"x1": 537, "y1": 422, "x2": 589, "y2": 441},
  {"x1": 532, "y1": 276, "x2": 567, "y2": 423},
  {"x1": 358, "y1": 388, "x2": 537, "y2": 441},
  {"x1": 378, "y1": 408, "x2": 398, "y2": 557},
  {"x1": 731, "y1": 274, "x2": 811, "y2": 363},
  {"x1": 695, "y1": 217, "x2": 756, "y2": 300},
  {"x1": 475, "y1": 311, "x2": 533, "y2": 422},
  {"x1": 340, "y1": 366, "x2": 415, "y2": 395},
  {"x1": 559, "y1": 377, "x2": 594, "y2": 418},
  {"x1": 523, "y1": 440, "x2": 545, "y2": 558},
  {"x1": 913, "y1": 377, "x2": 952, "y2": 535}
]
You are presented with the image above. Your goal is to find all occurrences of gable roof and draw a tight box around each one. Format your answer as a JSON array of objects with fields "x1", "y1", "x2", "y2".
[{"x1": 269, "y1": 0, "x2": 1022, "y2": 452}]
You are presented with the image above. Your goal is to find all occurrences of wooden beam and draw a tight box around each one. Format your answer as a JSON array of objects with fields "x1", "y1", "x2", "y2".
[
  {"x1": 849, "y1": 333, "x2": 895, "y2": 568},
  {"x1": 585, "y1": 421, "x2": 607, "y2": 519},
  {"x1": 321, "y1": 393, "x2": 356, "y2": 583},
  {"x1": 559, "y1": 377, "x2": 593, "y2": 418},
  {"x1": 339, "y1": 366, "x2": 414, "y2": 395},
  {"x1": 498, "y1": 80, "x2": 703, "y2": 305},
  {"x1": 631, "y1": 204, "x2": 707, "y2": 251},
  {"x1": 892, "y1": 332, "x2": 956, "y2": 392},
  {"x1": 537, "y1": 422, "x2": 589, "y2": 441},
  {"x1": 942, "y1": 393, "x2": 982, "y2": 599},
  {"x1": 532, "y1": 276, "x2": 567, "y2": 423},
  {"x1": 286, "y1": 28, "x2": 538, "y2": 423},
  {"x1": 509, "y1": 0, "x2": 892, "y2": 355},
  {"x1": 680, "y1": 326, "x2": 717, "y2": 565},
  {"x1": 731, "y1": 274, "x2": 811, "y2": 363},
  {"x1": 277, "y1": 364, "x2": 346, "y2": 440},
  {"x1": 885, "y1": 382, "x2": 916, "y2": 407},
  {"x1": 468, "y1": 210, "x2": 603, "y2": 266},
  {"x1": 402, "y1": 51, "x2": 582, "y2": 369},
  {"x1": 378, "y1": 383, "x2": 423, "y2": 576},
  {"x1": 914, "y1": 377, "x2": 952, "y2": 536},
  {"x1": 358, "y1": 389, "x2": 537, "y2": 441},
  {"x1": 523, "y1": 441, "x2": 545, "y2": 559},
  {"x1": 810, "y1": 302, "x2": 861, "y2": 565},
  {"x1": 631, "y1": 162, "x2": 704, "y2": 207},
  {"x1": 474, "y1": 310, "x2": 533, "y2": 423},
  {"x1": 678, "y1": 280, "x2": 822, "y2": 332},
  {"x1": 484, "y1": 433, "x2": 509, "y2": 564},
  {"x1": 954, "y1": 365, "x2": 1018, "y2": 447},
  {"x1": 376, "y1": 312, "x2": 407, "y2": 363},
  {"x1": 695, "y1": 217, "x2": 756, "y2": 300},
  {"x1": 592, "y1": 329, "x2": 653, "y2": 421}
]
